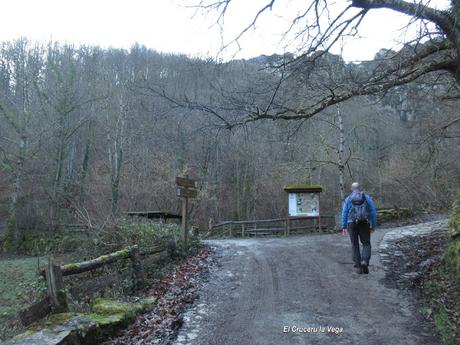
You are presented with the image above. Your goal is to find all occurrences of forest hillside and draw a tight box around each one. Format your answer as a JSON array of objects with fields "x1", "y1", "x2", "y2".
[{"x1": 0, "y1": 39, "x2": 459, "y2": 252}]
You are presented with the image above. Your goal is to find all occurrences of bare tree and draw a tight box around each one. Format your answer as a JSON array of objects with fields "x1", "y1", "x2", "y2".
[
  {"x1": 187, "y1": 0, "x2": 460, "y2": 126},
  {"x1": 0, "y1": 39, "x2": 43, "y2": 252},
  {"x1": 37, "y1": 49, "x2": 103, "y2": 227},
  {"x1": 0, "y1": 40, "x2": 457, "y2": 254}
]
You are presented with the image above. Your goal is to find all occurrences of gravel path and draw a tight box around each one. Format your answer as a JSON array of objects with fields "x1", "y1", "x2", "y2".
[{"x1": 173, "y1": 223, "x2": 444, "y2": 345}]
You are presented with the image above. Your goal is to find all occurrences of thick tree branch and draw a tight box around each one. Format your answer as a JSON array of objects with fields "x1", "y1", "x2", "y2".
[
  {"x1": 236, "y1": 55, "x2": 456, "y2": 125},
  {"x1": 351, "y1": 0, "x2": 455, "y2": 39}
]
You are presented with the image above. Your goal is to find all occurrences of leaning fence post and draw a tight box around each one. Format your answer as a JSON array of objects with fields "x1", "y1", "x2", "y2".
[{"x1": 45, "y1": 258, "x2": 68, "y2": 313}]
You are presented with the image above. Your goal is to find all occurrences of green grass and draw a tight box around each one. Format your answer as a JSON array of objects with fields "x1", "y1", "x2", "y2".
[
  {"x1": 433, "y1": 307, "x2": 458, "y2": 345},
  {"x1": 0, "y1": 256, "x2": 46, "y2": 340}
]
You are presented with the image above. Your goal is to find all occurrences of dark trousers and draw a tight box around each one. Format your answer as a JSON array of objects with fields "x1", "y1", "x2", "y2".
[{"x1": 348, "y1": 222, "x2": 371, "y2": 267}]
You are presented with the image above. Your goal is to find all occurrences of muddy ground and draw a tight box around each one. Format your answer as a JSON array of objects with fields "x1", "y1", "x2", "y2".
[{"x1": 173, "y1": 225, "x2": 443, "y2": 345}]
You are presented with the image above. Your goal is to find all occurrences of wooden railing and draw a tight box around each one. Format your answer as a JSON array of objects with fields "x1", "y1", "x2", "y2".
[
  {"x1": 209, "y1": 215, "x2": 336, "y2": 238},
  {"x1": 20, "y1": 241, "x2": 174, "y2": 326}
]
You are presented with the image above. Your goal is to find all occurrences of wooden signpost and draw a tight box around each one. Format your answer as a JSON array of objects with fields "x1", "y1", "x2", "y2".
[{"x1": 176, "y1": 176, "x2": 197, "y2": 244}]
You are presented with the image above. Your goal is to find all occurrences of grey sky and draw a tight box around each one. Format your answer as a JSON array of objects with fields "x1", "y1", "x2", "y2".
[{"x1": 0, "y1": 0, "x2": 450, "y2": 62}]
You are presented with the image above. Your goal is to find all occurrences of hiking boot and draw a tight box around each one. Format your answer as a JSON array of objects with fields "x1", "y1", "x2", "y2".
[
  {"x1": 361, "y1": 260, "x2": 369, "y2": 274},
  {"x1": 354, "y1": 265, "x2": 363, "y2": 274}
]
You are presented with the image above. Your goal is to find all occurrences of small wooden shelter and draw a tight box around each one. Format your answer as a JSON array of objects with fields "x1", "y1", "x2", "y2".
[{"x1": 126, "y1": 211, "x2": 181, "y2": 223}]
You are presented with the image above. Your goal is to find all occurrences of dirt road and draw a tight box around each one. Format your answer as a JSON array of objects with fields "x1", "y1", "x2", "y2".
[{"x1": 173, "y1": 228, "x2": 440, "y2": 345}]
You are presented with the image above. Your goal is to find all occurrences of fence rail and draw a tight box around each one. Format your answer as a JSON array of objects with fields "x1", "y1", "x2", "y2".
[
  {"x1": 209, "y1": 215, "x2": 336, "y2": 238},
  {"x1": 21, "y1": 241, "x2": 174, "y2": 327}
]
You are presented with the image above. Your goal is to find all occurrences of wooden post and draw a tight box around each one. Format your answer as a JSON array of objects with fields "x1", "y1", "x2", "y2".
[
  {"x1": 130, "y1": 246, "x2": 144, "y2": 290},
  {"x1": 176, "y1": 175, "x2": 197, "y2": 245},
  {"x1": 242, "y1": 223, "x2": 245, "y2": 237},
  {"x1": 286, "y1": 218, "x2": 291, "y2": 236},
  {"x1": 181, "y1": 197, "x2": 188, "y2": 244},
  {"x1": 318, "y1": 193, "x2": 322, "y2": 232},
  {"x1": 45, "y1": 259, "x2": 67, "y2": 313}
]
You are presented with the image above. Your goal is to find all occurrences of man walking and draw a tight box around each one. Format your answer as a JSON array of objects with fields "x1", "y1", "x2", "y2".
[{"x1": 341, "y1": 182, "x2": 377, "y2": 274}]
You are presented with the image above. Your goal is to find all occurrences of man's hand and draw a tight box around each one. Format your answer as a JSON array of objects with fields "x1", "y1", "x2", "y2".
[{"x1": 342, "y1": 228, "x2": 348, "y2": 236}]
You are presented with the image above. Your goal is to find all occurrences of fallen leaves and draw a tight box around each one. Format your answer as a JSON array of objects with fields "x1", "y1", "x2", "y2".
[{"x1": 103, "y1": 246, "x2": 214, "y2": 345}]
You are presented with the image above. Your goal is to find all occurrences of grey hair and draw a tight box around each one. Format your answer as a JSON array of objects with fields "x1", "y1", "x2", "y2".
[{"x1": 351, "y1": 182, "x2": 360, "y2": 191}]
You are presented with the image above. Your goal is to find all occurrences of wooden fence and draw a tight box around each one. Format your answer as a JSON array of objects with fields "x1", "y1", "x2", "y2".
[
  {"x1": 209, "y1": 215, "x2": 336, "y2": 238},
  {"x1": 19, "y1": 241, "x2": 174, "y2": 326}
]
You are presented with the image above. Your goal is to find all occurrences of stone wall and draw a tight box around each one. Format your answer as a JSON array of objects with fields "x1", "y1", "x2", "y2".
[{"x1": 379, "y1": 219, "x2": 449, "y2": 288}]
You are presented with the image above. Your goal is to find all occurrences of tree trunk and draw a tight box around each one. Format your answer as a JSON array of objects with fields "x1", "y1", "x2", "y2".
[
  {"x1": 5, "y1": 136, "x2": 26, "y2": 252},
  {"x1": 111, "y1": 143, "x2": 122, "y2": 216},
  {"x1": 50, "y1": 125, "x2": 65, "y2": 228},
  {"x1": 337, "y1": 105, "x2": 346, "y2": 202},
  {"x1": 79, "y1": 121, "x2": 93, "y2": 205},
  {"x1": 109, "y1": 99, "x2": 126, "y2": 217}
]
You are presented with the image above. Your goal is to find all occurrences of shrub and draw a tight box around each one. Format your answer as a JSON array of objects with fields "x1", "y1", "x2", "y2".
[
  {"x1": 18, "y1": 233, "x2": 80, "y2": 256},
  {"x1": 440, "y1": 240, "x2": 460, "y2": 285},
  {"x1": 107, "y1": 218, "x2": 181, "y2": 253},
  {"x1": 109, "y1": 219, "x2": 202, "y2": 258}
]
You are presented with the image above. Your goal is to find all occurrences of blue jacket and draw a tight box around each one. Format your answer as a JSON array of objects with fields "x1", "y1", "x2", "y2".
[{"x1": 341, "y1": 192, "x2": 377, "y2": 229}]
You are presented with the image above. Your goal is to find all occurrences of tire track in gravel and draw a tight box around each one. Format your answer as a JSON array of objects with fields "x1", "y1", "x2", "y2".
[{"x1": 174, "y1": 226, "x2": 441, "y2": 345}]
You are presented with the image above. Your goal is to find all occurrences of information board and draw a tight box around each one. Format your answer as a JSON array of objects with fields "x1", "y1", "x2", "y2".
[{"x1": 288, "y1": 192, "x2": 319, "y2": 217}]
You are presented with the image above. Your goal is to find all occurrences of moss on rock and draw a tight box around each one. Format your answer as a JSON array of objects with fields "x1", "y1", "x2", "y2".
[
  {"x1": 87, "y1": 312, "x2": 124, "y2": 326},
  {"x1": 42, "y1": 312, "x2": 78, "y2": 327},
  {"x1": 4, "y1": 298, "x2": 157, "y2": 345},
  {"x1": 91, "y1": 298, "x2": 145, "y2": 319}
]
